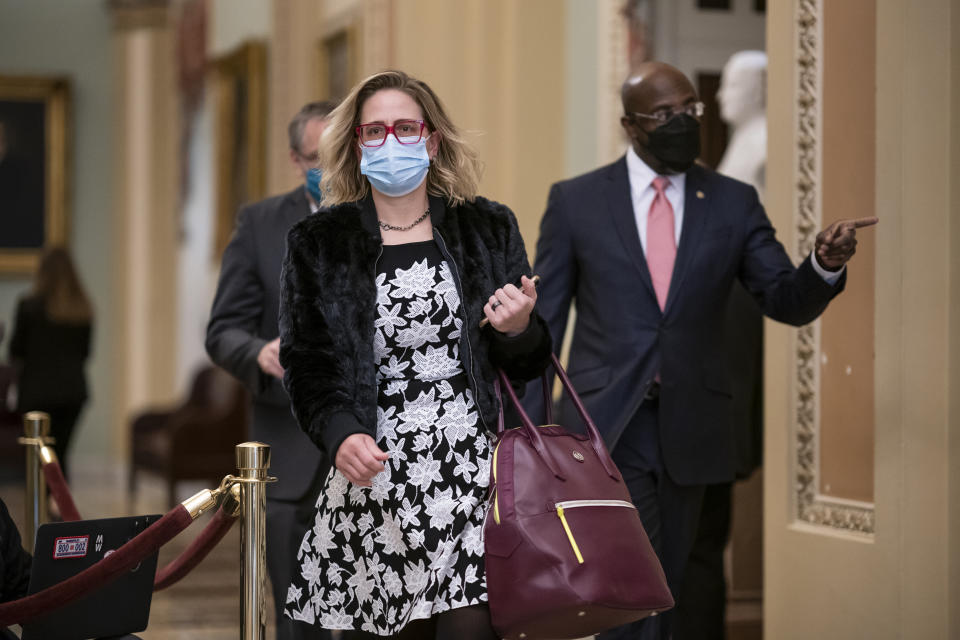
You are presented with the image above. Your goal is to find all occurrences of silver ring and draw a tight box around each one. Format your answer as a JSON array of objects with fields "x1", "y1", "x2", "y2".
[{"x1": 491, "y1": 300, "x2": 503, "y2": 311}]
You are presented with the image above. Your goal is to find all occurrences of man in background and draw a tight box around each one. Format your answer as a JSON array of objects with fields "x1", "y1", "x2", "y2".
[
  {"x1": 526, "y1": 62, "x2": 875, "y2": 639},
  {"x1": 206, "y1": 101, "x2": 336, "y2": 640}
]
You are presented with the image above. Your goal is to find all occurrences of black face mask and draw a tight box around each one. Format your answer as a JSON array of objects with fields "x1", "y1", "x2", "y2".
[{"x1": 644, "y1": 113, "x2": 701, "y2": 173}]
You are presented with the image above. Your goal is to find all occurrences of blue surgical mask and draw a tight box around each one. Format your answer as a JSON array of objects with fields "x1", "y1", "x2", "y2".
[
  {"x1": 359, "y1": 136, "x2": 431, "y2": 197},
  {"x1": 305, "y1": 168, "x2": 323, "y2": 203}
]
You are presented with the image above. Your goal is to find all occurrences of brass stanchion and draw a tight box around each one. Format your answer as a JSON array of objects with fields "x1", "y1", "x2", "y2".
[
  {"x1": 19, "y1": 412, "x2": 52, "y2": 553},
  {"x1": 236, "y1": 442, "x2": 272, "y2": 640}
]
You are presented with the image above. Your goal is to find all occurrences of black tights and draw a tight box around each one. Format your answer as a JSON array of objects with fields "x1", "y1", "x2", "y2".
[{"x1": 343, "y1": 604, "x2": 498, "y2": 640}]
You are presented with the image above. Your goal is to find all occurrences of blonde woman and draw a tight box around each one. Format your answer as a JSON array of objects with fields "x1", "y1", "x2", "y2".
[
  {"x1": 9, "y1": 247, "x2": 93, "y2": 480},
  {"x1": 280, "y1": 70, "x2": 551, "y2": 638}
]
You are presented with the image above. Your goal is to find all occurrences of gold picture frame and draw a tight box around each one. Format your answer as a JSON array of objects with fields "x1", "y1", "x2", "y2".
[
  {"x1": 315, "y1": 25, "x2": 362, "y2": 102},
  {"x1": 0, "y1": 75, "x2": 71, "y2": 273},
  {"x1": 212, "y1": 41, "x2": 267, "y2": 259}
]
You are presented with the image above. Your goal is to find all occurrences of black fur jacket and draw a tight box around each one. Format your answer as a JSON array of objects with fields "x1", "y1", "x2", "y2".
[{"x1": 279, "y1": 193, "x2": 552, "y2": 459}]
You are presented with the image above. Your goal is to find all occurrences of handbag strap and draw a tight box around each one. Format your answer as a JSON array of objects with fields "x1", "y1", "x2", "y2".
[
  {"x1": 496, "y1": 353, "x2": 620, "y2": 480},
  {"x1": 496, "y1": 368, "x2": 565, "y2": 479},
  {"x1": 542, "y1": 368, "x2": 554, "y2": 425}
]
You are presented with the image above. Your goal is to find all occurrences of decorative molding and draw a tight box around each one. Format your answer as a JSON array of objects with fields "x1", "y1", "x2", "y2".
[{"x1": 792, "y1": 0, "x2": 874, "y2": 535}]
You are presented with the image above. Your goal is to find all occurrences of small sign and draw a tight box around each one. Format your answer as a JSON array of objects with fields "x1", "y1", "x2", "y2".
[{"x1": 53, "y1": 535, "x2": 89, "y2": 559}]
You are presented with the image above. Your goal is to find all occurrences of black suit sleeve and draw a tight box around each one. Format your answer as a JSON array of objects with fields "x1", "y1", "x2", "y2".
[
  {"x1": 533, "y1": 184, "x2": 578, "y2": 355},
  {"x1": 205, "y1": 206, "x2": 272, "y2": 399},
  {"x1": 486, "y1": 205, "x2": 552, "y2": 381},
  {"x1": 737, "y1": 187, "x2": 845, "y2": 325},
  {"x1": 519, "y1": 183, "x2": 579, "y2": 423}
]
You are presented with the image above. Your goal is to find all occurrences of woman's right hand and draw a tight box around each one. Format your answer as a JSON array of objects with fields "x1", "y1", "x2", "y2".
[{"x1": 335, "y1": 433, "x2": 389, "y2": 487}]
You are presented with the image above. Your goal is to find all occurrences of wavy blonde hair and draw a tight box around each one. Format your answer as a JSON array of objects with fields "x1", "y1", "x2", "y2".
[{"x1": 320, "y1": 70, "x2": 482, "y2": 207}]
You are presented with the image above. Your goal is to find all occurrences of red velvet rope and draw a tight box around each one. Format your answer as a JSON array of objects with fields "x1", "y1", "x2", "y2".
[
  {"x1": 154, "y1": 506, "x2": 237, "y2": 591},
  {"x1": 41, "y1": 460, "x2": 82, "y2": 522},
  {"x1": 0, "y1": 504, "x2": 193, "y2": 627}
]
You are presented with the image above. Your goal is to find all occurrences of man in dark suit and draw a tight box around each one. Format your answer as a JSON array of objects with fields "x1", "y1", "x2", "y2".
[
  {"x1": 526, "y1": 62, "x2": 876, "y2": 640},
  {"x1": 206, "y1": 101, "x2": 336, "y2": 640}
]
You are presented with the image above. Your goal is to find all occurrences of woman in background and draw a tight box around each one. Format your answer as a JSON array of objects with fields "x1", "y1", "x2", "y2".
[{"x1": 9, "y1": 247, "x2": 93, "y2": 479}]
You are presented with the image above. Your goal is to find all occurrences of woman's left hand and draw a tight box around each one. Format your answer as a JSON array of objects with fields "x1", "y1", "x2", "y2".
[{"x1": 483, "y1": 275, "x2": 537, "y2": 337}]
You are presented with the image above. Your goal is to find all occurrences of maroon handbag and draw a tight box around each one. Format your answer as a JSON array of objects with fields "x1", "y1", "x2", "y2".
[{"x1": 484, "y1": 354, "x2": 673, "y2": 640}]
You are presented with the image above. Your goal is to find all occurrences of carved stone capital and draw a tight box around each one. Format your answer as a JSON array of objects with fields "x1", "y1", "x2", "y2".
[{"x1": 108, "y1": 0, "x2": 171, "y2": 31}]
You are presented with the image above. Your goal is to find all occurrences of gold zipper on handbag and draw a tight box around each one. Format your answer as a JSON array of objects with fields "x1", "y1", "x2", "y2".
[
  {"x1": 490, "y1": 426, "x2": 557, "y2": 526},
  {"x1": 492, "y1": 439, "x2": 503, "y2": 524},
  {"x1": 555, "y1": 500, "x2": 636, "y2": 564}
]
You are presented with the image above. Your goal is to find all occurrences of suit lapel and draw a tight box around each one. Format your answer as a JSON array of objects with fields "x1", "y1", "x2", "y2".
[
  {"x1": 663, "y1": 165, "x2": 710, "y2": 315},
  {"x1": 274, "y1": 188, "x2": 312, "y2": 269},
  {"x1": 606, "y1": 157, "x2": 657, "y2": 303},
  {"x1": 284, "y1": 186, "x2": 311, "y2": 225}
]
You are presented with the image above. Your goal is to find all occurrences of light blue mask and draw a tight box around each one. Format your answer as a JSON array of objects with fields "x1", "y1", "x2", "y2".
[
  {"x1": 305, "y1": 168, "x2": 323, "y2": 203},
  {"x1": 359, "y1": 136, "x2": 431, "y2": 197}
]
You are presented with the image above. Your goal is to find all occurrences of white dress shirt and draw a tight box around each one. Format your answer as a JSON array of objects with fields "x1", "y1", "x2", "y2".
[
  {"x1": 624, "y1": 146, "x2": 843, "y2": 285},
  {"x1": 626, "y1": 146, "x2": 685, "y2": 255}
]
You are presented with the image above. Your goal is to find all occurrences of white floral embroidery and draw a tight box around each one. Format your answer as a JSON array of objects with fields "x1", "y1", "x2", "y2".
[
  {"x1": 424, "y1": 486, "x2": 457, "y2": 529},
  {"x1": 389, "y1": 259, "x2": 436, "y2": 298},
  {"x1": 412, "y1": 344, "x2": 461, "y2": 381},
  {"x1": 406, "y1": 296, "x2": 433, "y2": 318},
  {"x1": 383, "y1": 567, "x2": 404, "y2": 598},
  {"x1": 437, "y1": 263, "x2": 460, "y2": 313},
  {"x1": 287, "y1": 584, "x2": 303, "y2": 605},
  {"x1": 377, "y1": 405, "x2": 399, "y2": 441},
  {"x1": 436, "y1": 379, "x2": 454, "y2": 399},
  {"x1": 301, "y1": 554, "x2": 323, "y2": 587},
  {"x1": 437, "y1": 393, "x2": 478, "y2": 448},
  {"x1": 375, "y1": 510, "x2": 408, "y2": 556},
  {"x1": 286, "y1": 247, "x2": 491, "y2": 634},
  {"x1": 376, "y1": 304, "x2": 406, "y2": 337},
  {"x1": 396, "y1": 389, "x2": 441, "y2": 434},
  {"x1": 395, "y1": 318, "x2": 441, "y2": 350},
  {"x1": 376, "y1": 273, "x2": 391, "y2": 307},
  {"x1": 406, "y1": 453, "x2": 443, "y2": 491},
  {"x1": 452, "y1": 450, "x2": 478, "y2": 483},
  {"x1": 373, "y1": 327, "x2": 388, "y2": 362},
  {"x1": 397, "y1": 497, "x2": 422, "y2": 528},
  {"x1": 311, "y1": 513, "x2": 337, "y2": 558}
]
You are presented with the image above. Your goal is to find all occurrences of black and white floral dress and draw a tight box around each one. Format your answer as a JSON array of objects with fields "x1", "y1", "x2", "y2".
[{"x1": 285, "y1": 240, "x2": 491, "y2": 634}]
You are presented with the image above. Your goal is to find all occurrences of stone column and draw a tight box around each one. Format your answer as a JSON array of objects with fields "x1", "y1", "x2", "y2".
[{"x1": 108, "y1": 0, "x2": 181, "y2": 460}]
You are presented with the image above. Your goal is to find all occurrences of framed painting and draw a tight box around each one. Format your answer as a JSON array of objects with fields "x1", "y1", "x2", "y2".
[
  {"x1": 315, "y1": 25, "x2": 361, "y2": 101},
  {"x1": 0, "y1": 75, "x2": 71, "y2": 273},
  {"x1": 212, "y1": 41, "x2": 267, "y2": 259}
]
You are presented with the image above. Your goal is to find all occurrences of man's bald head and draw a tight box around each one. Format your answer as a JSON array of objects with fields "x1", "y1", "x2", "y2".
[
  {"x1": 621, "y1": 62, "x2": 697, "y2": 117},
  {"x1": 619, "y1": 62, "x2": 702, "y2": 174}
]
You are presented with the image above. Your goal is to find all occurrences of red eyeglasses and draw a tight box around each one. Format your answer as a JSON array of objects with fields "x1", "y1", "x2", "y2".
[{"x1": 355, "y1": 120, "x2": 426, "y2": 147}]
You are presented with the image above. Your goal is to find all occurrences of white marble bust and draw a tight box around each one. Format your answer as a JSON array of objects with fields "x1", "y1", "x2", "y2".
[{"x1": 717, "y1": 50, "x2": 768, "y2": 201}]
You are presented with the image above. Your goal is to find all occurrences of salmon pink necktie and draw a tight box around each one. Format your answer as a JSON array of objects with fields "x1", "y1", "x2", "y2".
[{"x1": 646, "y1": 176, "x2": 676, "y2": 311}]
